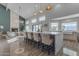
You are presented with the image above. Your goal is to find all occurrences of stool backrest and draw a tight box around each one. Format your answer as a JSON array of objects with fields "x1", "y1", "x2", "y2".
[
  {"x1": 27, "y1": 32, "x2": 32, "y2": 39},
  {"x1": 41, "y1": 34, "x2": 53, "y2": 45},
  {"x1": 26, "y1": 32, "x2": 28, "y2": 38},
  {"x1": 33, "y1": 33, "x2": 39, "y2": 42}
]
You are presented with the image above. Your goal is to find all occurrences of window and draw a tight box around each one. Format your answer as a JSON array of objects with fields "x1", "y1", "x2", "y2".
[
  {"x1": 36, "y1": 25, "x2": 39, "y2": 32},
  {"x1": 39, "y1": 16, "x2": 45, "y2": 21},
  {"x1": 62, "y1": 22, "x2": 77, "y2": 31},
  {"x1": 31, "y1": 19, "x2": 37, "y2": 23},
  {"x1": 25, "y1": 20, "x2": 29, "y2": 24},
  {"x1": 32, "y1": 25, "x2": 36, "y2": 32},
  {"x1": 50, "y1": 23, "x2": 58, "y2": 31},
  {"x1": 32, "y1": 24, "x2": 42, "y2": 32},
  {"x1": 38, "y1": 24, "x2": 42, "y2": 32},
  {"x1": 32, "y1": 25, "x2": 39, "y2": 32},
  {"x1": 25, "y1": 25, "x2": 30, "y2": 32}
]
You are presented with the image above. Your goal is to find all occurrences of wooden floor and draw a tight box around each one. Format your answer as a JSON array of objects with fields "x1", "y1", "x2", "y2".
[
  {"x1": 0, "y1": 36, "x2": 57, "y2": 56},
  {"x1": 9, "y1": 40, "x2": 49, "y2": 56},
  {"x1": 0, "y1": 38, "x2": 10, "y2": 56},
  {"x1": 63, "y1": 39, "x2": 78, "y2": 56},
  {"x1": 1, "y1": 35, "x2": 79, "y2": 56},
  {"x1": 64, "y1": 40, "x2": 77, "y2": 50},
  {"x1": 76, "y1": 41, "x2": 79, "y2": 56}
]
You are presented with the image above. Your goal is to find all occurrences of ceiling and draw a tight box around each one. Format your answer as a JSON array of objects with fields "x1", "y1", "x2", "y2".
[{"x1": 1, "y1": 3, "x2": 79, "y2": 19}]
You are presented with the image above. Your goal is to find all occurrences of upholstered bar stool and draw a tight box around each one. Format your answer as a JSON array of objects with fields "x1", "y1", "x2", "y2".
[
  {"x1": 38, "y1": 33, "x2": 42, "y2": 49},
  {"x1": 41, "y1": 33, "x2": 54, "y2": 55},
  {"x1": 27, "y1": 32, "x2": 34, "y2": 45},
  {"x1": 33, "y1": 32, "x2": 41, "y2": 48},
  {"x1": 25, "y1": 32, "x2": 28, "y2": 44},
  {"x1": 18, "y1": 32, "x2": 26, "y2": 47},
  {"x1": 30, "y1": 32, "x2": 34, "y2": 46}
]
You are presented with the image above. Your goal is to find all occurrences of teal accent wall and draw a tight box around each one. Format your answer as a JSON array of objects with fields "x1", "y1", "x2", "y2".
[{"x1": 0, "y1": 5, "x2": 10, "y2": 32}]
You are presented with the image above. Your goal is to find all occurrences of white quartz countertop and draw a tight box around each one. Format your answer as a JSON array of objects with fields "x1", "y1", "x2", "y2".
[
  {"x1": 27, "y1": 31, "x2": 61, "y2": 35},
  {"x1": 40, "y1": 32, "x2": 61, "y2": 35}
]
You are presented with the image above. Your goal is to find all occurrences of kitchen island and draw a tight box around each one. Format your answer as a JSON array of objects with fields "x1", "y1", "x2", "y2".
[{"x1": 26, "y1": 32, "x2": 63, "y2": 55}]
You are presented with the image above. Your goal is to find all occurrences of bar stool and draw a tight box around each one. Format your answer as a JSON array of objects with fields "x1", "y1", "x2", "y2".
[
  {"x1": 18, "y1": 32, "x2": 26, "y2": 47},
  {"x1": 25, "y1": 32, "x2": 28, "y2": 43},
  {"x1": 33, "y1": 32, "x2": 41, "y2": 48},
  {"x1": 41, "y1": 33, "x2": 55, "y2": 55},
  {"x1": 27, "y1": 32, "x2": 33, "y2": 45}
]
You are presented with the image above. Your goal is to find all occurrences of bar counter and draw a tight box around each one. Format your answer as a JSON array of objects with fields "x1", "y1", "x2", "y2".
[{"x1": 26, "y1": 32, "x2": 63, "y2": 55}]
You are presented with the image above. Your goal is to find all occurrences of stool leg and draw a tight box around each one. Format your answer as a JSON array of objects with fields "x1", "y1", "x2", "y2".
[
  {"x1": 48, "y1": 46, "x2": 51, "y2": 55},
  {"x1": 41, "y1": 44, "x2": 45, "y2": 51},
  {"x1": 37, "y1": 42, "x2": 40, "y2": 48}
]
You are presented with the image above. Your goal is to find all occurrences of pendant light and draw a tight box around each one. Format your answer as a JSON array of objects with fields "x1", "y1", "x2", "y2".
[{"x1": 46, "y1": 4, "x2": 52, "y2": 11}]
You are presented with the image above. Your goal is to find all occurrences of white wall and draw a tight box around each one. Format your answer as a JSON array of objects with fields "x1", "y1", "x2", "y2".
[{"x1": 10, "y1": 11, "x2": 19, "y2": 31}]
